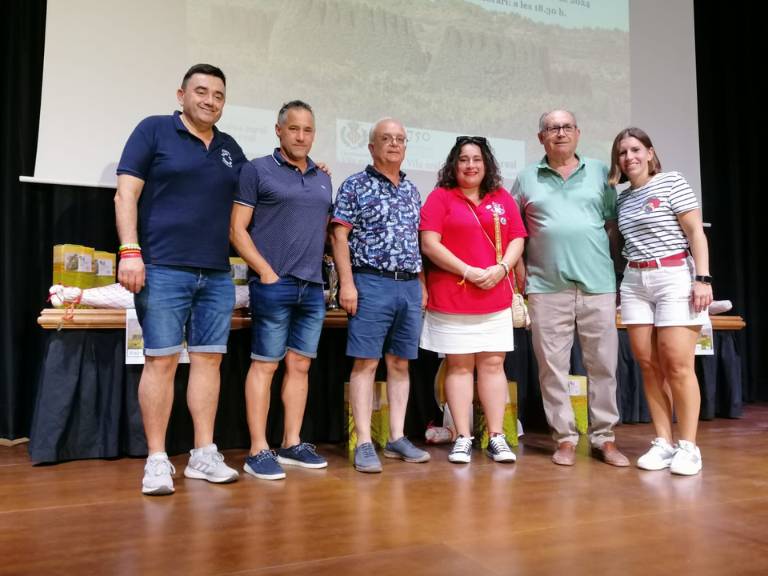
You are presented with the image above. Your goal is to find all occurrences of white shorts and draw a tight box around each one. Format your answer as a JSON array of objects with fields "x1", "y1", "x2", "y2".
[
  {"x1": 620, "y1": 263, "x2": 708, "y2": 327},
  {"x1": 420, "y1": 308, "x2": 514, "y2": 354}
]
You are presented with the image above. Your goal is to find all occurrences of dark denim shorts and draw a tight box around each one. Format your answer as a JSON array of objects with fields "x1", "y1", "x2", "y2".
[{"x1": 248, "y1": 276, "x2": 326, "y2": 361}]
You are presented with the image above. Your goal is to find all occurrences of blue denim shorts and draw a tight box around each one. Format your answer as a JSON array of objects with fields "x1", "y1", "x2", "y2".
[
  {"x1": 248, "y1": 276, "x2": 326, "y2": 361},
  {"x1": 346, "y1": 273, "x2": 422, "y2": 360},
  {"x1": 134, "y1": 264, "x2": 235, "y2": 356}
]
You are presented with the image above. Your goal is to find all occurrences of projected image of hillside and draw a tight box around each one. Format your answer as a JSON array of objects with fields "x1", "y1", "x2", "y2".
[{"x1": 188, "y1": 0, "x2": 629, "y2": 190}]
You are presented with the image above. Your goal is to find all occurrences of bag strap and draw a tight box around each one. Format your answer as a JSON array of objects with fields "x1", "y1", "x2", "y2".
[{"x1": 462, "y1": 200, "x2": 514, "y2": 294}]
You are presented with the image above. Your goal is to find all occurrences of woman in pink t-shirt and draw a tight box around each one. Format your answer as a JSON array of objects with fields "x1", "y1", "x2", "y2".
[{"x1": 420, "y1": 136, "x2": 527, "y2": 464}]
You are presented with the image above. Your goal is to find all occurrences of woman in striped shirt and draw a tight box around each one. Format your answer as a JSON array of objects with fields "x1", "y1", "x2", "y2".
[{"x1": 608, "y1": 127, "x2": 712, "y2": 476}]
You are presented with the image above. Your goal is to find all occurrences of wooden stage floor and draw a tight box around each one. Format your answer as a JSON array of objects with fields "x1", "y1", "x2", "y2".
[{"x1": 2, "y1": 405, "x2": 767, "y2": 576}]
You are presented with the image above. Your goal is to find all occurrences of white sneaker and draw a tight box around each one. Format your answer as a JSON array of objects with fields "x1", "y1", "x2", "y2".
[
  {"x1": 142, "y1": 452, "x2": 176, "y2": 496},
  {"x1": 670, "y1": 440, "x2": 702, "y2": 476},
  {"x1": 637, "y1": 437, "x2": 676, "y2": 471},
  {"x1": 184, "y1": 443, "x2": 239, "y2": 483},
  {"x1": 486, "y1": 434, "x2": 517, "y2": 463},
  {"x1": 448, "y1": 436, "x2": 473, "y2": 463}
]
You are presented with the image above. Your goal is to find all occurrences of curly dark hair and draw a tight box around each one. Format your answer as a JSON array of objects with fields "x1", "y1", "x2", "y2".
[{"x1": 436, "y1": 137, "x2": 502, "y2": 199}]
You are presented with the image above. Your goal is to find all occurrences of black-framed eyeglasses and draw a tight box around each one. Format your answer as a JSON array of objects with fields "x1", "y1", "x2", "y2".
[
  {"x1": 456, "y1": 136, "x2": 487, "y2": 146},
  {"x1": 542, "y1": 124, "x2": 577, "y2": 136}
]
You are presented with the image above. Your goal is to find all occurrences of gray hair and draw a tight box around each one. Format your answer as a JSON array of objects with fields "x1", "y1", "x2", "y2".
[
  {"x1": 368, "y1": 117, "x2": 406, "y2": 144},
  {"x1": 538, "y1": 110, "x2": 578, "y2": 132},
  {"x1": 277, "y1": 100, "x2": 314, "y2": 125}
]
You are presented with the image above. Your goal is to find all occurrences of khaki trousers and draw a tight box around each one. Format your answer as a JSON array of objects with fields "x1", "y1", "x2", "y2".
[{"x1": 528, "y1": 290, "x2": 619, "y2": 447}]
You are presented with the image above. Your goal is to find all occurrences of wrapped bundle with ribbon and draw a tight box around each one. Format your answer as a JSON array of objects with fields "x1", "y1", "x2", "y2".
[{"x1": 49, "y1": 283, "x2": 250, "y2": 310}]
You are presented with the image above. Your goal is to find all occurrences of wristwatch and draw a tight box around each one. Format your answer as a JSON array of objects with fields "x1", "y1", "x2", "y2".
[{"x1": 694, "y1": 274, "x2": 712, "y2": 284}]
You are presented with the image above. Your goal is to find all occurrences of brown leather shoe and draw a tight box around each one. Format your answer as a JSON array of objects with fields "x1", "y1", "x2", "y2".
[
  {"x1": 552, "y1": 441, "x2": 576, "y2": 466},
  {"x1": 593, "y1": 441, "x2": 630, "y2": 467}
]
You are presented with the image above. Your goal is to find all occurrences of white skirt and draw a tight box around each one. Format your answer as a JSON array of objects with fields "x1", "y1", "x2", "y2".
[{"x1": 420, "y1": 308, "x2": 514, "y2": 354}]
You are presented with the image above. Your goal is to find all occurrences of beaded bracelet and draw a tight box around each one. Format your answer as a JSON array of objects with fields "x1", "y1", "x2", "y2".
[{"x1": 119, "y1": 243, "x2": 141, "y2": 253}]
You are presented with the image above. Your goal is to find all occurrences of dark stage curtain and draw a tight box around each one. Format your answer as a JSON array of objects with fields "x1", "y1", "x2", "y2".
[
  {"x1": 694, "y1": 2, "x2": 766, "y2": 400},
  {"x1": 2, "y1": 0, "x2": 48, "y2": 438},
  {"x1": 2, "y1": 1, "x2": 119, "y2": 439},
  {"x1": 2, "y1": 0, "x2": 766, "y2": 440}
]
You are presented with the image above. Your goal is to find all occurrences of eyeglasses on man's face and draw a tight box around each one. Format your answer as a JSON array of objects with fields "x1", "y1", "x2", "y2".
[
  {"x1": 380, "y1": 134, "x2": 408, "y2": 146},
  {"x1": 543, "y1": 124, "x2": 577, "y2": 136}
]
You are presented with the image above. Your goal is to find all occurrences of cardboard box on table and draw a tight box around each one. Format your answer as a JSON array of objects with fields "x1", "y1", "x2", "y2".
[
  {"x1": 230, "y1": 257, "x2": 248, "y2": 286},
  {"x1": 53, "y1": 244, "x2": 95, "y2": 289},
  {"x1": 94, "y1": 251, "x2": 116, "y2": 287}
]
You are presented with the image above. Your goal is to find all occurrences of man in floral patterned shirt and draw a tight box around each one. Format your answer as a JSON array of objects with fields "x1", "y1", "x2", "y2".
[{"x1": 331, "y1": 117, "x2": 430, "y2": 473}]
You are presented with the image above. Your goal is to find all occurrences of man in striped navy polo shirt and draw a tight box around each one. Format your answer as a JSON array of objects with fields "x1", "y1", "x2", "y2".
[
  {"x1": 331, "y1": 118, "x2": 430, "y2": 473},
  {"x1": 231, "y1": 100, "x2": 332, "y2": 480}
]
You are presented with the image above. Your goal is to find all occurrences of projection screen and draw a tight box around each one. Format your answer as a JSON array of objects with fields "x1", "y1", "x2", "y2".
[{"x1": 23, "y1": 0, "x2": 700, "y2": 202}]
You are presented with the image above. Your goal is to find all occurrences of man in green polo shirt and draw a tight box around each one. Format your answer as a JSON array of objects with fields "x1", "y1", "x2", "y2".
[{"x1": 512, "y1": 109, "x2": 629, "y2": 467}]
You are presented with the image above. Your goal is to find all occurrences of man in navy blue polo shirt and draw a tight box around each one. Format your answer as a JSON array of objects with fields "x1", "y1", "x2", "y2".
[
  {"x1": 230, "y1": 100, "x2": 332, "y2": 480},
  {"x1": 115, "y1": 63, "x2": 245, "y2": 495},
  {"x1": 331, "y1": 118, "x2": 430, "y2": 473}
]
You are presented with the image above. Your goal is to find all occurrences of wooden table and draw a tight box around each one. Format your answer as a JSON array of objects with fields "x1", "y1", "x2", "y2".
[
  {"x1": 37, "y1": 308, "x2": 351, "y2": 330},
  {"x1": 38, "y1": 307, "x2": 745, "y2": 331}
]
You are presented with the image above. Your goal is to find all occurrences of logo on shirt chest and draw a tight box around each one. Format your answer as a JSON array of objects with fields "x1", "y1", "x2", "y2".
[
  {"x1": 485, "y1": 201, "x2": 507, "y2": 225},
  {"x1": 221, "y1": 149, "x2": 233, "y2": 168},
  {"x1": 642, "y1": 197, "x2": 661, "y2": 213}
]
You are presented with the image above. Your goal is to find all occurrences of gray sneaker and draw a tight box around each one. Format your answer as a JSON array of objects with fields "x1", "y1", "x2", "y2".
[
  {"x1": 184, "y1": 443, "x2": 239, "y2": 483},
  {"x1": 383, "y1": 436, "x2": 431, "y2": 463},
  {"x1": 142, "y1": 452, "x2": 176, "y2": 496},
  {"x1": 354, "y1": 442, "x2": 382, "y2": 473}
]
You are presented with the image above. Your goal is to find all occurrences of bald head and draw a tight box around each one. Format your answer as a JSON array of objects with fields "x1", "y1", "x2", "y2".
[
  {"x1": 368, "y1": 117, "x2": 407, "y2": 174},
  {"x1": 369, "y1": 117, "x2": 406, "y2": 144}
]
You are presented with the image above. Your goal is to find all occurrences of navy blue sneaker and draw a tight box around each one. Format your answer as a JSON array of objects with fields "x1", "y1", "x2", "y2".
[
  {"x1": 243, "y1": 449, "x2": 286, "y2": 480},
  {"x1": 486, "y1": 434, "x2": 516, "y2": 463},
  {"x1": 277, "y1": 443, "x2": 328, "y2": 469},
  {"x1": 448, "y1": 436, "x2": 473, "y2": 463}
]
